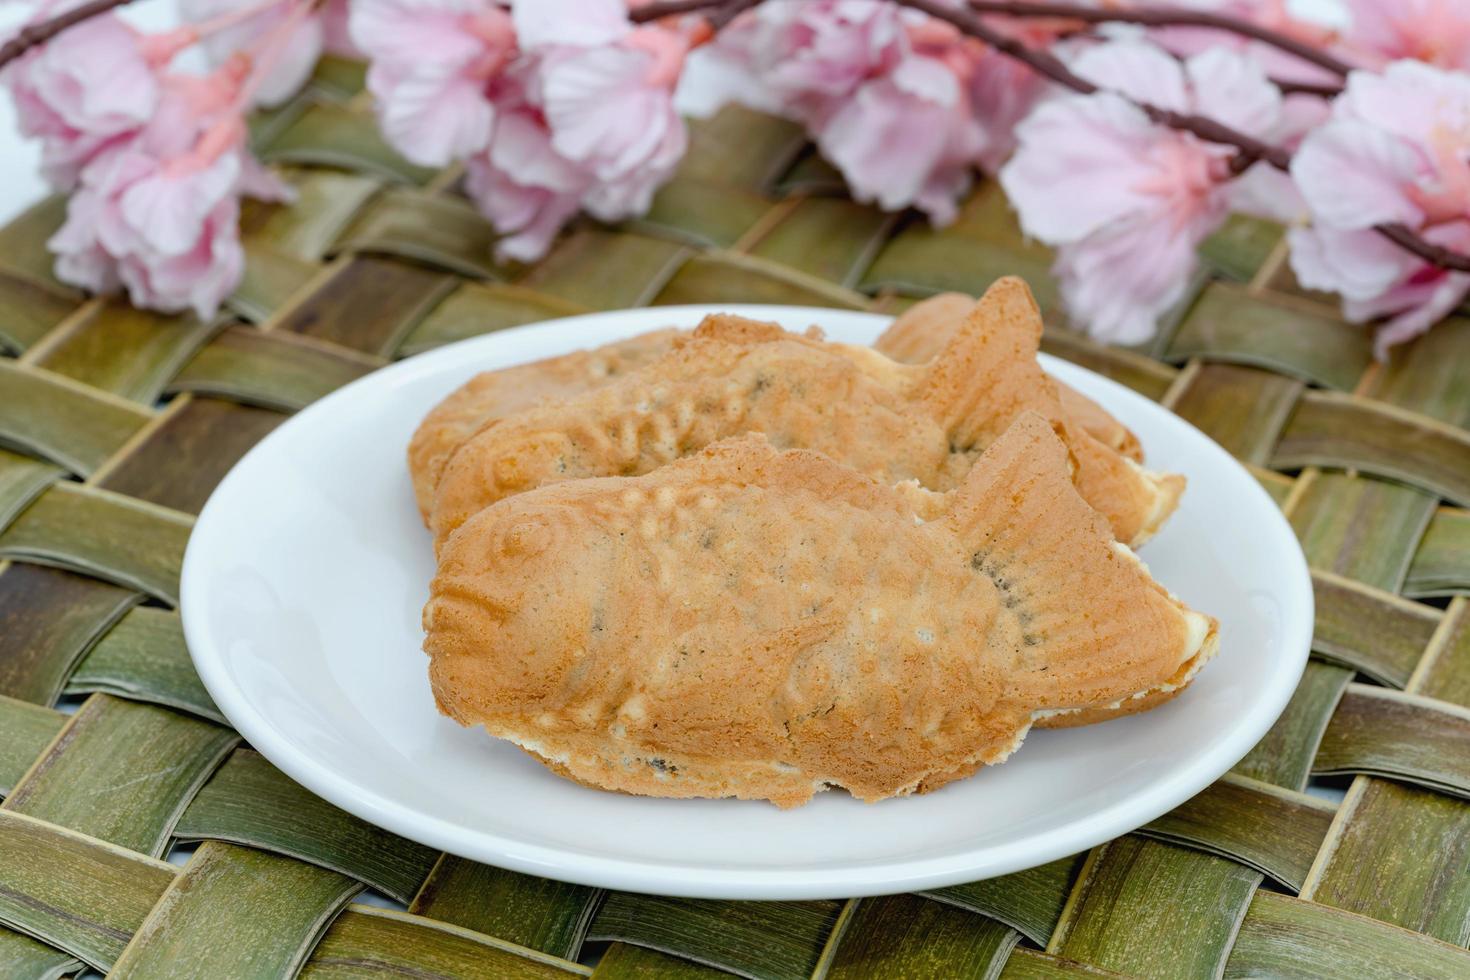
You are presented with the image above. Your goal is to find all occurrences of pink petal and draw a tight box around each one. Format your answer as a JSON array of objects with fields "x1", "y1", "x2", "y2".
[
  {"x1": 513, "y1": 0, "x2": 629, "y2": 49},
  {"x1": 1286, "y1": 225, "x2": 1418, "y2": 302},
  {"x1": 119, "y1": 153, "x2": 240, "y2": 256},
  {"x1": 369, "y1": 62, "x2": 495, "y2": 165},
  {"x1": 1186, "y1": 47, "x2": 1280, "y2": 136},
  {"x1": 817, "y1": 76, "x2": 954, "y2": 213},
  {"x1": 999, "y1": 92, "x2": 1161, "y2": 244},
  {"x1": 1070, "y1": 37, "x2": 1188, "y2": 113},
  {"x1": 1335, "y1": 60, "x2": 1470, "y2": 149},
  {"x1": 350, "y1": 0, "x2": 496, "y2": 67},
  {"x1": 1290, "y1": 120, "x2": 1424, "y2": 230},
  {"x1": 539, "y1": 45, "x2": 675, "y2": 178}
]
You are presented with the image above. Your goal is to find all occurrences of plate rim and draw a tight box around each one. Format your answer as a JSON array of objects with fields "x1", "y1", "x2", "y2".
[{"x1": 181, "y1": 303, "x2": 1314, "y2": 899}]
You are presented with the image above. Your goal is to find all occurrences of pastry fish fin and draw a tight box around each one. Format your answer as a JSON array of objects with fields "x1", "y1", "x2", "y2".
[
  {"x1": 944, "y1": 412, "x2": 1217, "y2": 714},
  {"x1": 916, "y1": 276, "x2": 1059, "y2": 450},
  {"x1": 875, "y1": 292, "x2": 975, "y2": 363}
]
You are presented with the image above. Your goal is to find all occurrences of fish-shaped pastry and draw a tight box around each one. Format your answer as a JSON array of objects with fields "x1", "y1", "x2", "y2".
[
  {"x1": 424, "y1": 414, "x2": 1217, "y2": 807},
  {"x1": 408, "y1": 329, "x2": 682, "y2": 522},
  {"x1": 878, "y1": 290, "x2": 1143, "y2": 462},
  {"x1": 428, "y1": 278, "x2": 1182, "y2": 550}
]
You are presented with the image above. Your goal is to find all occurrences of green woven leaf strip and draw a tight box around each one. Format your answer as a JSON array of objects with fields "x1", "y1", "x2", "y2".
[
  {"x1": 0, "y1": 360, "x2": 154, "y2": 477},
  {"x1": 1226, "y1": 888, "x2": 1470, "y2": 977},
  {"x1": 334, "y1": 188, "x2": 507, "y2": 280},
  {"x1": 1138, "y1": 774, "x2": 1334, "y2": 892},
  {"x1": 748, "y1": 198, "x2": 897, "y2": 288},
  {"x1": 174, "y1": 748, "x2": 438, "y2": 903},
  {"x1": 592, "y1": 942, "x2": 735, "y2": 978},
  {"x1": 169, "y1": 324, "x2": 381, "y2": 413},
  {"x1": 94, "y1": 397, "x2": 286, "y2": 515},
  {"x1": 921, "y1": 854, "x2": 1083, "y2": 946},
  {"x1": 1311, "y1": 685, "x2": 1470, "y2": 798},
  {"x1": 0, "y1": 926, "x2": 78, "y2": 980},
  {"x1": 0, "y1": 483, "x2": 192, "y2": 605},
  {"x1": 27, "y1": 302, "x2": 216, "y2": 403},
  {"x1": 1306, "y1": 779, "x2": 1470, "y2": 945},
  {"x1": 1273, "y1": 391, "x2": 1470, "y2": 506},
  {"x1": 1233, "y1": 661, "x2": 1352, "y2": 790},
  {"x1": 0, "y1": 563, "x2": 139, "y2": 705},
  {"x1": 1366, "y1": 315, "x2": 1470, "y2": 426},
  {"x1": 1198, "y1": 214, "x2": 1284, "y2": 283},
  {"x1": 632, "y1": 178, "x2": 775, "y2": 250},
  {"x1": 397, "y1": 282, "x2": 590, "y2": 357},
  {"x1": 1049, "y1": 837, "x2": 1261, "y2": 979},
  {"x1": 823, "y1": 894, "x2": 1020, "y2": 980},
  {"x1": 1038, "y1": 329, "x2": 1177, "y2": 402},
  {"x1": 861, "y1": 232, "x2": 1057, "y2": 311},
  {"x1": 0, "y1": 809, "x2": 174, "y2": 971},
  {"x1": 3, "y1": 694, "x2": 235, "y2": 856},
  {"x1": 410, "y1": 857, "x2": 599, "y2": 960},
  {"x1": 773, "y1": 151, "x2": 848, "y2": 198},
  {"x1": 65, "y1": 607, "x2": 222, "y2": 723},
  {"x1": 1310, "y1": 570, "x2": 1440, "y2": 687},
  {"x1": 997, "y1": 948, "x2": 1126, "y2": 979},
  {"x1": 0, "y1": 450, "x2": 60, "y2": 537},
  {"x1": 232, "y1": 244, "x2": 321, "y2": 322},
  {"x1": 110, "y1": 841, "x2": 360, "y2": 980},
  {"x1": 301, "y1": 906, "x2": 589, "y2": 979},
  {"x1": 240, "y1": 170, "x2": 382, "y2": 262},
  {"x1": 1407, "y1": 506, "x2": 1470, "y2": 598},
  {"x1": 1289, "y1": 473, "x2": 1437, "y2": 592},
  {"x1": 1166, "y1": 363, "x2": 1302, "y2": 465},
  {"x1": 655, "y1": 252, "x2": 870, "y2": 309},
  {"x1": 259, "y1": 102, "x2": 436, "y2": 184},
  {"x1": 589, "y1": 893, "x2": 845, "y2": 980},
  {"x1": 0, "y1": 695, "x2": 64, "y2": 798},
  {"x1": 523, "y1": 229, "x2": 690, "y2": 310},
  {"x1": 678, "y1": 106, "x2": 809, "y2": 191},
  {"x1": 271, "y1": 255, "x2": 456, "y2": 355},
  {"x1": 308, "y1": 55, "x2": 368, "y2": 101},
  {"x1": 0, "y1": 197, "x2": 71, "y2": 289},
  {"x1": 0, "y1": 269, "x2": 78, "y2": 355},
  {"x1": 1415, "y1": 599, "x2": 1470, "y2": 708},
  {"x1": 1166, "y1": 285, "x2": 1371, "y2": 390}
]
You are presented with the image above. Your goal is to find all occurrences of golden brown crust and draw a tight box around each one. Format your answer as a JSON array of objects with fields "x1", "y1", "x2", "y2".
[
  {"x1": 428, "y1": 280, "x2": 1179, "y2": 551},
  {"x1": 424, "y1": 414, "x2": 1216, "y2": 807},
  {"x1": 406, "y1": 329, "x2": 681, "y2": 522},
  {"x1": 879, "y1": 290, "x2": 1144, "y2": 462}
]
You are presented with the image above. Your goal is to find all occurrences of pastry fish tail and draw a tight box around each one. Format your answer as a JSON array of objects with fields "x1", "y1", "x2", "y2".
[{"x1": 943, "y1": 412, "x2": 1218, "y2": 719}]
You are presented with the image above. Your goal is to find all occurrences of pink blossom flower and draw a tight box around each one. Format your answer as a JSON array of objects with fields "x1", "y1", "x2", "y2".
[
  {"x1": 179, "y1": 0, "x2": 326, "y2": 107},
  {"x1": 1145, "y1": 0, "x2": 1343, "y2": 86},
  {"x1": 514, "y1": 0, "x2": 688, "y2": 204},
  {"x1": 1341, "y1": 0, "x2": 1470, "y2": 73},
  {"x1": 1288, "y1": 60, "x2": 1470, "y2": 355},
  {"x1": 350, "y1": 0, "x2": 517, "y2": 166},
  {"x1": 1001, "y1": 38, "x2": 1280, "y2": 342},
  {"x1": 48, "y1": 67, "x2": 286, "y2": 318},
  {"x1": 464, "y1": 104, "x2": 588, "y2": 262},
  {"x1": 1, "y1": 13, "x2": 162, "y2": 187},
  {"x1": 704, "y1": 1, "x2": 986, "y2": 220}
]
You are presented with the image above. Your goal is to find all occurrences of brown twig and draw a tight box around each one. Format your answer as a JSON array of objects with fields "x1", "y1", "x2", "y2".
[
  {"x1": 1271, "y1": 78, "x2": 1343, "y2": 97},
  {"x1": 965, "y1": 0, "x2": 1356, "y2": 78},
  {"x1": 0, "y1": 0, "x2": 135, "y2": 70}
]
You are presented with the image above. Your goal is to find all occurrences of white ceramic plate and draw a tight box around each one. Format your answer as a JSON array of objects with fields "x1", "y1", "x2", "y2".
[{"x1": 182, "y1": 305, "x2": 1312, "y2": 900}]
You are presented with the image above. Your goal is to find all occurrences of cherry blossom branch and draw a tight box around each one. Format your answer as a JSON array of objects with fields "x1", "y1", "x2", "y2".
[
  {"x1": 963, "y1": 0, "x2": 1355, "y2": 78},
  {"x1": 0, "y1": 0, "x2": 135, "y2": 70}
]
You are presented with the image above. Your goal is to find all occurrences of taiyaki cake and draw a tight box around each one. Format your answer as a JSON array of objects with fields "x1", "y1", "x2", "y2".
[
  {"x1": 878, "y1": 291, "x2": 1143, "y2": 463},
  {"x1": 428, "y1": 278, "x2": 1181, "y2": 550},
  {"x1": 408, "y1": 329, "x2": 682, "y2": 521},
  {"x1": 424, "y1": 414, "x2": 1217, "y2": 807}
]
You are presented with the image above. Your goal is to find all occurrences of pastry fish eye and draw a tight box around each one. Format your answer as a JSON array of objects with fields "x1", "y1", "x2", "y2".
[{"x1": 497, "y1": 519, "x2": 556, "y2": 559}]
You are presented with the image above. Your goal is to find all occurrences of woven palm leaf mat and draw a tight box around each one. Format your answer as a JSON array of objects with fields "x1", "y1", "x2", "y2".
[{"x1": 1, "y1": 58, "x2": 1469, "y2": 980}]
